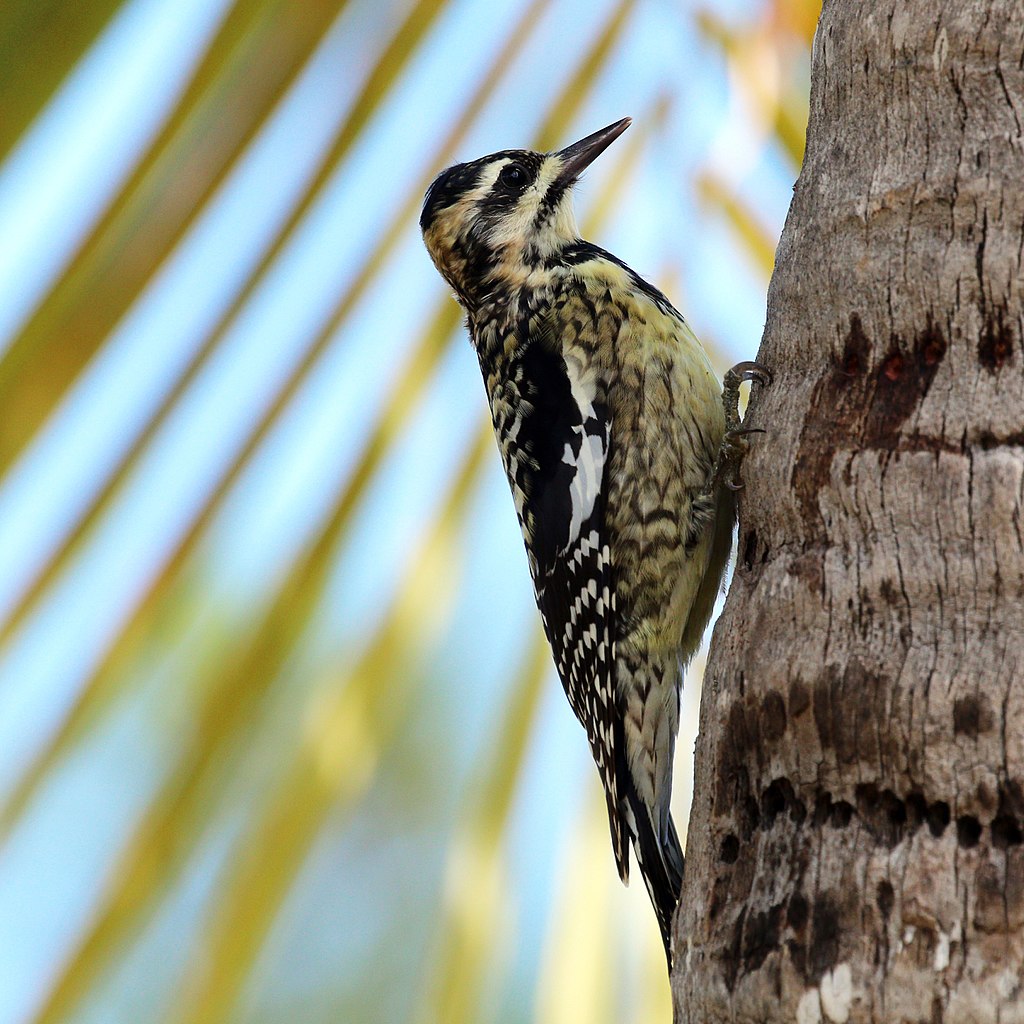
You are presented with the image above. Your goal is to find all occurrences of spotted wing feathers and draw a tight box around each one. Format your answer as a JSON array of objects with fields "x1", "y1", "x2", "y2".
[
  {"x1": 483, "y1": 323, "x2": 628, "y2": 880},
  {"x1": 533, "y1": 463, "x2": 629, "y2": 883}
]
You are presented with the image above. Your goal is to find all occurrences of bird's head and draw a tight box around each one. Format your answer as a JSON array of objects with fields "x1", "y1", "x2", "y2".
[{"x1": 420, "y1": 118, "x2": 631, "y2": 309}]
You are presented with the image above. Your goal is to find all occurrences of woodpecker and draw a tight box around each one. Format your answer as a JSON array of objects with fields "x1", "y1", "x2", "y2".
[{"x1": 420, "y1": 117, "x2": 769, "y2": 965}]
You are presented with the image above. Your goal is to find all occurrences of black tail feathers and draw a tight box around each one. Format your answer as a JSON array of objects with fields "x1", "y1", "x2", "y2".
[{"x1": 627, "y1": 787, "x2": 684, "y2": 968}]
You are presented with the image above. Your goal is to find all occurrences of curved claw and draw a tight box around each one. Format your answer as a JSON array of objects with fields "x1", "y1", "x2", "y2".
[
  {"x1": 713, "y1": 360, "x2": 770, "y2": 495},
  {"x1": 727, "y1": 360, "x2": 773, "y2": 388}
]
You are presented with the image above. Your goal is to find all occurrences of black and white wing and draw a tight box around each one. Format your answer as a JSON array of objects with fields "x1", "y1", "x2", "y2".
[{"x1": 485, "y1": 317, "x2": 628, "y2": 881}]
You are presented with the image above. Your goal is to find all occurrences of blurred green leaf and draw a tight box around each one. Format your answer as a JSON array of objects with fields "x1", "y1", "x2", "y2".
[
  {"x1": 164, "y1": 423, "x2": 492, "y2": 1024},
  {"x1": 0, "y1": 0, "x2": 633, "y2": 851},
  {"x1": 414, "y1": 633, "x2": 549, "y2": 1024},
  {"x1": 0, "y1": 0, "x2": 350, "y2": 471},
  {"x1": 0, "y1": 0, "x2": 549, "y2": 653},
  {"x1": 696, "y1": 170, "x2": 776, "y2": 278},
  {"x1": 696, "y1": 5, "x2": 812, "y2": 167},
  {"x1": 0, "y1": 1, "x2": 816, "y2": 1021},
  {"x1": 0, "y1": 0, "x2": 129, "y2": 164},
  {"x1": 535, "y1": 795, "x2": 616, "y2": 1024}
]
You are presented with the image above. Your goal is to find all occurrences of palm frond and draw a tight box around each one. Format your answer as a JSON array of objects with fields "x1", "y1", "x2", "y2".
[
  {"x1": 0, "y1": 0, "x2": 129, "y2": 164},
  {"x1": 0, "y1": 1, "x2": 819, "y2": 1021},
  {"x1": 0, "y1": 0, "x2": 352, "y2": 469}
]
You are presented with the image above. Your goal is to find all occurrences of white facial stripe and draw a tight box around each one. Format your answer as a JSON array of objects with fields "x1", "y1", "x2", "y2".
[
  {"x1": 534, "y1": 157, "x2": 563, "y2": 194},
  {"x1": 545, "y1": 196, "x2": 579, "y2": 243},
  {"x1": 423, "y1": 152, "x2": 583, "y2": 293},
  {"x1": 445, "y1": 160, "x2": 507, "y2": 229},
  {"x1": 431, "y1": 159, "x2": 506, "y2": 240},
  {"x1": 481, "y1": 155, "x2": 580, "y2": 257},
  {"x1": 472, "y1": 159, "x2": 507, "y2": 199},
  {"x1": 534, "y1": 155, "x2": 579, "y2": 243},
  {"x1": 484, "y1": 175, "x2": 543, "y2": 249}
]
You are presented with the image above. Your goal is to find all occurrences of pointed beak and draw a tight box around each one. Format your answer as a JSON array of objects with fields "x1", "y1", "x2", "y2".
[{"x1": 554, "y1": 117, "x2": 631, "y2": 187}]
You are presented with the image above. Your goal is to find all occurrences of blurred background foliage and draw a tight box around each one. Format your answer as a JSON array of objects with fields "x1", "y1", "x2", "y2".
[{"x1": 0, "y1": 0, "x2": 817, "y2": 1021}]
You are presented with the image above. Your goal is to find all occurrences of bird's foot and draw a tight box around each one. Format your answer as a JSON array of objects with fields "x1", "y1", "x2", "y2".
[{"x1": 714, "y1": 361, "x2": 772, "y2": 491}]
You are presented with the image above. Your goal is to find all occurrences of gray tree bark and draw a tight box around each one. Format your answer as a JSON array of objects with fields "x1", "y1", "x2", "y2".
[{"x1": 673, "y1": 2, "x2": 1024, "y2": 1021}]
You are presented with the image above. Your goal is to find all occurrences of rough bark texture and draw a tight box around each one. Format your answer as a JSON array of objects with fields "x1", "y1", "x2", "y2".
[{"x1": 673, "y1": 2, "x2": 1024, "y2": 1021}]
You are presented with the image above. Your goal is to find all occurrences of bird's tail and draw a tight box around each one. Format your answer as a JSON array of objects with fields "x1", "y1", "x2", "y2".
[{"x1": 623, "y1": 778, "x2": 684, "y2": 967}]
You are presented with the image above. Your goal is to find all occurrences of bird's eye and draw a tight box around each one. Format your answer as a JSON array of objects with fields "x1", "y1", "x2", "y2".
[{"x1": 499, "y1": 163, "x2": 528, "y2": 188}]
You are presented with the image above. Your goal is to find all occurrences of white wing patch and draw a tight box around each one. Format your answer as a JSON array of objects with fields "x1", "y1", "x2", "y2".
[
  {"x1": 561, "y1": 351, "x2": 607, "y2": 550},
  {"x1": 563, "y1": 424, "x2": 604, "y2": 547}
]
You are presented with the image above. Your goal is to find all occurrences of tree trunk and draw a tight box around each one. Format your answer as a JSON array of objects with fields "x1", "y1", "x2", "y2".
[{"x1": 673, "y1": 2, "x2": 1024, "y2": 1021}]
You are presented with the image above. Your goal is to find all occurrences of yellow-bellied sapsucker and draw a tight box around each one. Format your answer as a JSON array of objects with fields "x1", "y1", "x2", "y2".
[{"x1": 420, "y1": 117, "x2": 769, "y2": 965}]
